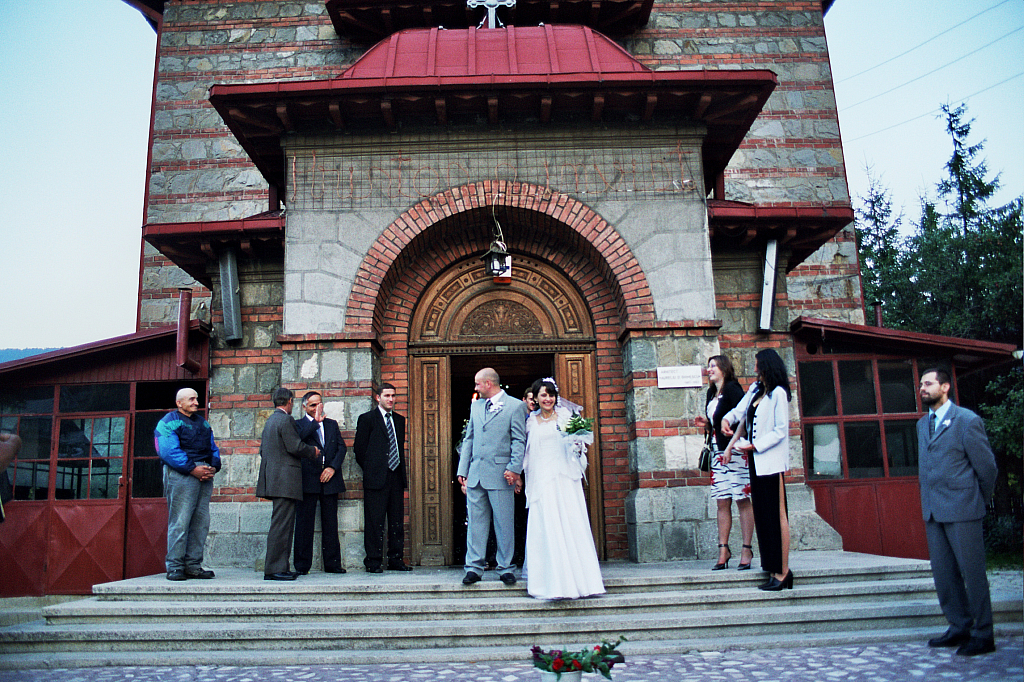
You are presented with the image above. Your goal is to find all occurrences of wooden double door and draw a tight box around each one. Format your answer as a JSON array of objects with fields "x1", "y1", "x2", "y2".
[{"x1": 406, "y1": 257, "x2": 603, "y2": 566}]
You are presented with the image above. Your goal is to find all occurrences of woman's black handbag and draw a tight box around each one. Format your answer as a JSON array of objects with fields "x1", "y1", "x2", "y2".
[{"x1": 698, "y1": 432, "x2": 714, "y2": 472}]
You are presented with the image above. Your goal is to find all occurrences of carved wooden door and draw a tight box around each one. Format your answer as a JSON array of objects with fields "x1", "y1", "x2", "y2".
[{"x1": 409, "y1": 355, "x2": 452, "y2": 565}]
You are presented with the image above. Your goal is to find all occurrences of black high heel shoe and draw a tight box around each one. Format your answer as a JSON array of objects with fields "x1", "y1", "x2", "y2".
[
  {"x1": 712, "y1": 544, "x2": 731, "y2": 571},
  {"x1": 737, "y1": 544, "x2": 753, "y2": 571},
  {"x1": 759, "y1": 570, "x2": 794, "y2": 591}
]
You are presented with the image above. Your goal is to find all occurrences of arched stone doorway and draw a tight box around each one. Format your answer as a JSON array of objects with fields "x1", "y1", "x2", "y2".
[{"x1": 407, "y1": 256, "x2": 602, "y2": 566}]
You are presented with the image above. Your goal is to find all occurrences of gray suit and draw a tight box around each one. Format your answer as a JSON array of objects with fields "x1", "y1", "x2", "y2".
[
  {"x1": 257, "y1": 408, "x2": 319, "y2": 575},
  {"x1": 917, "y1": 402, "x2": 998, "y2": 639},
  {"x1": 457, "y1": 391, "x2": 527, "y2": 575}
]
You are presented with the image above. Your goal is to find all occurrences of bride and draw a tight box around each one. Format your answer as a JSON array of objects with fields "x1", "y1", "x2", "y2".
[{"x1": 523, "y1": 378, "x2": 605, "y2": 600}]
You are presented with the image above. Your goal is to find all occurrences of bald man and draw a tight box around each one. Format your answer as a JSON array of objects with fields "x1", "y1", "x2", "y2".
[{"x1": 154, "y1": 388, "x2": 221, "y2": 581}]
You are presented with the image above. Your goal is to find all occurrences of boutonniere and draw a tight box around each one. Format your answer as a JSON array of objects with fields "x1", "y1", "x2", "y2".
[
  {"x1": 488, "y1": 400, "x2": 504, "y2": 414},
  {"x1": 941, "y1": 419, "x2": 951, "y2": 428}
]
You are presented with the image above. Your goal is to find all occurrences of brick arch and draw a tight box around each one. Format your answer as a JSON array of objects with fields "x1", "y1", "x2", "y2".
[{"x1": 343, "y1": 182, "x2": 655, "y2": 337}]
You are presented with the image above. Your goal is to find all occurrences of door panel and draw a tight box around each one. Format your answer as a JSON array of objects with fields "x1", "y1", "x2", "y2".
[
  {"x1": 410, "y1": 355, "x2": 452, "y2": 565},
  {"x1": 0, "y1": 502, "x2": 48, "y2": 596},
  {"x1": 46, "y1": 502, "x2": 125, "y2": 594},
  {"x1": 555, "y1": 352, "x2": 604, "y2": 559}
]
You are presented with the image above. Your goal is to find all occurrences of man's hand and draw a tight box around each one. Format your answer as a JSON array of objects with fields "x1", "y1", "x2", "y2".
[
  {"x1": 458, "y1": 475, "x2": 468, "y2": 494},
  {"x1": 320, "y1": 467, "x2": 335, "y2": 483},
  {"x1": 190, "y1": 465, "x2": 216, "y2": 482},
  {"x1": 314, "y1": 402, "x2": 325, "y2": 423},
  {"x1": 504, "y1": 470, "x2": 520, "y2": 487},
  {"x1": 694, "y1": 415, "x2": 708, "y2": 429}
]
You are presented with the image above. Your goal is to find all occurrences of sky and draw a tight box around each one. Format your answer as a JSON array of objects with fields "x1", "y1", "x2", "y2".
[{"x1": 0, "y1": 0, "x2": 1020, "y2": 351}]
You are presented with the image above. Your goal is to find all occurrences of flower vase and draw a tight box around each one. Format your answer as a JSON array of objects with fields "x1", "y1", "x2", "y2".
[{"x1": 538, "y1": 672, "x2": 582, "y2": 682}]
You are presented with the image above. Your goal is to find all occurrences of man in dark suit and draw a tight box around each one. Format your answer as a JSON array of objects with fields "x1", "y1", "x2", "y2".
[
  {"x1": 917, "y1": 368, "x2": 998, "y2": 656},
  {"x1": 354, "y1": 382, "x2": 412, "y2": 573},
  {"x1": 293, "y1": 390, "x2": 347, "y2": 574},
  {"x1": 256, "y1": 387, "x2": 320, "y2": 581}
]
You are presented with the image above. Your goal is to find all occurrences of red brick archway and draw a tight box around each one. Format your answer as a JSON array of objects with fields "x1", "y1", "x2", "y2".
[{"x1": 344, "y1": 182, "x2": 656, "y2": 338}]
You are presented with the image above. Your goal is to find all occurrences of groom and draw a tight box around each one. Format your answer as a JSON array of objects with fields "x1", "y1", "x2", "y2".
[{"x1": 457, "y1": 367, "x2": 527, "y2": 586}]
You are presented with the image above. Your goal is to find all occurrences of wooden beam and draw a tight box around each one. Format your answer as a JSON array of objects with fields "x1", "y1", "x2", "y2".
[
  {"x1": 591, "y1": 93, "x2": 604, "y2": 122},
  {"x1": 328, "y1": 101, "x2": 344, "y2": 129}
]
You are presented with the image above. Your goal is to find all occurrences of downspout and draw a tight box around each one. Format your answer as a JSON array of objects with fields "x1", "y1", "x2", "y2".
[
  {"x1": 177, "y1": 288, "x2": 201, "y2": 374},
  {"x1": 219, "y1": 247, "x2": 244, "y2": 343}
]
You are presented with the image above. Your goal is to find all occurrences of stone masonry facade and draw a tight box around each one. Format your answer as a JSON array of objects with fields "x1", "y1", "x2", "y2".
[{"x1": 141, "y1": 1, "x2": 851, "y2": 567}]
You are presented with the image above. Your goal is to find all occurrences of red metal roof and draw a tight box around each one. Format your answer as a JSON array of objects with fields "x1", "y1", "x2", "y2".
[
  {"x1": 707, "y1": 199, "x2": 855, "y2": 270},
  {"x1": 209, "y1": 25, "x2": 777, "y2": 197}
]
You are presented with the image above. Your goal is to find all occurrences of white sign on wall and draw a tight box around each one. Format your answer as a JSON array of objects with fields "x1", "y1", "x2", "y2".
[{"x1": 656, "y1": 365, "x2": 704, "y2": 389}]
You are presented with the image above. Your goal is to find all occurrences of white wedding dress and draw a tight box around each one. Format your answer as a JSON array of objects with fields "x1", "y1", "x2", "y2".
[{"x1": 523, "y1": 413, "x2": 605, "y2": 600}]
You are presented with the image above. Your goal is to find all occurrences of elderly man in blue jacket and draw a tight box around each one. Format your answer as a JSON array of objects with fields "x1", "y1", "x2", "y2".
[{"x1": 154, "y1": 387, "x2": 220, "y2": 581}]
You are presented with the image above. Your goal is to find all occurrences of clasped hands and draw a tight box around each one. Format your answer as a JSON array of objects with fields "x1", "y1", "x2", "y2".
[{"x1": 190, "y1": 465, "x2": 216, "y2": 482}]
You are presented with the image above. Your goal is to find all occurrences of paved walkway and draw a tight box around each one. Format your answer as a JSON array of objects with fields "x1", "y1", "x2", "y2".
[{"x1": 1, "y1": 635, "x2": 1021, "y2": 682}]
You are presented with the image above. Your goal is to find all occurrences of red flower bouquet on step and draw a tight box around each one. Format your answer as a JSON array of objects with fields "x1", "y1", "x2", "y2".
[{"x1": 530, "y1": 636, "x2": 626, "y2": 679}]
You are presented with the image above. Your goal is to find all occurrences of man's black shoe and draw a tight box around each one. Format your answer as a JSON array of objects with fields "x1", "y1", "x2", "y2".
[
  {"x1": 928, "y1": 629, "x2": 970, "y2": 648},
  {"x1": 388, "y1": 562, "x2": 413, "y2": 571},
  {"x1": 367, "y1": 567, "x2": 384, "y2": 573},
  {"x1": 462, "y1": 572, "x2": 482, "y2": 585},
  {"x1": 956, "y1": 637, "x2": 996, "y2": 656},
  {"x1": 264, "y1": 572, "x2": 298, "y2": 581},
  {"x1": 499, "y1": 572, "x2": 517, "y2": 586},
  {"x1": 166, "y1": 570, "x2": 187, "y2": 581},
  {"x1": 325, "y1": 567, "x2": 347, "y2": 574},
  {"x1": 185, "y1": 568, "x2": 215, "y2": 579}
]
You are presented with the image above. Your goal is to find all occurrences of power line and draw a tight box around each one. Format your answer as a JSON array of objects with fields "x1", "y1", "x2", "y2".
[
  {"x1": 840, "y1": 24, "x2": 1024, "y2": 111},
  {"x1": 835, "y1": 0, "x2": 1014, "y2": 84},
  {"x1": 845, "y1": 71, "x2": 1024, "y2": 142}
]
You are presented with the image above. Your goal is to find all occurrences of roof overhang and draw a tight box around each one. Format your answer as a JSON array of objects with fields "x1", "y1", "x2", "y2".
[
  {"x1": 0, "y1": 321, "x2": 211, "y2": 381},
  {"x1": 708, "y1": 200, "x2": 855, "y2": 270},
  {"x1": 791, "y1": 316, "x2": 1019, "y2": 373},
  {"x1": 326, "y1": 0, "x2": 655, "y2": 41},
  {"x1": 209, "y1": 26, "x2": 777, "y2": 197},
  {"x1": 143, "y1": 210, "x2": 286, "y2": 287}
]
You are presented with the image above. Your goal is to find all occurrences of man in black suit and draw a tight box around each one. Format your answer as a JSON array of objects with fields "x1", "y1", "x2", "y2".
[
  {"x1": 354, "y1": 383, "x2": 412, "y2": 573},
  {"x1": 293, "y1": 391, "x2": 347, "y2": 575}
]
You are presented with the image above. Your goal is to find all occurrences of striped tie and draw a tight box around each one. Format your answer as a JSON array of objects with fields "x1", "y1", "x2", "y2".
[
  {"x1": 385, "y1": 412, "x2": 400, "y2": 470},
  {"x1": 929, "y1": 413, "x2": 936, "y2": 438}
]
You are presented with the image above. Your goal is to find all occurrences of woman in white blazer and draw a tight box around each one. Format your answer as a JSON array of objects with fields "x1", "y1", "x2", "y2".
[{"x1": 721, "y1": 349, "x2": 793, "y2": 591}]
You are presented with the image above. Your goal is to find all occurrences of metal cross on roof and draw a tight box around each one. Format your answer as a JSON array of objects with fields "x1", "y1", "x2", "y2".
[{"x1": 467, "y1": 0, "x2": 516, "y2": 29}]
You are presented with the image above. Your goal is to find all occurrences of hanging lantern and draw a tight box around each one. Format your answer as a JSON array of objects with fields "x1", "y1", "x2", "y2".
[{"x1": 482, "y1": 240, "x2": 511, "y2": 282}]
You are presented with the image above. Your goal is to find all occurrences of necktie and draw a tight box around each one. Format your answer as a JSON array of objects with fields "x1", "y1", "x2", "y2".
[
  {"x1": 485, "y1": 399, "x2": 492, "y2": 412},
  {"x1": 385, "y1": 412, "x2": 400, "y2": 471},
  {"x1": 929, "y1": 413, "x2": 936, "y2": 437}
]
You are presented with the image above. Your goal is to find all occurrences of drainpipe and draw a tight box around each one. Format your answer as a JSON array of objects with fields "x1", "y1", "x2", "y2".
[
  {"x1": 219, "y1": 247, "x2": 244, "y2": 343},
  {"x1": 872, "y1": 301, "x2": 883, "y2": 327},
  {"x1": 177, "y1": 288, "x2": 201, "y2": 374}
]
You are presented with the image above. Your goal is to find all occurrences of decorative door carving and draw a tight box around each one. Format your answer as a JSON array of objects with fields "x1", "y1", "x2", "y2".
[{"x1": 409, "y1": 355, "x2": 451, "y2": 566}]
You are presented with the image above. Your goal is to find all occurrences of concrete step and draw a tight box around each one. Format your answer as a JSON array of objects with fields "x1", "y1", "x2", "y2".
[
  {"x1": 4, "y1": 598, "x2": 1023, "y2": 654},
  {"x1": 43, "y1": 578, "x2": 940, "y2": 624}
]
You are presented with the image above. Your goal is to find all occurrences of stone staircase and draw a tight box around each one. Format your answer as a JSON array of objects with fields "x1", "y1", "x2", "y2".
[{"x1": 1, "y1": 551, "x2": 1021, "y2": 669}]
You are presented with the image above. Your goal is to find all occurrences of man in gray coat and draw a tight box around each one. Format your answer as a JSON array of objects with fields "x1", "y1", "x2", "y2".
[
  {"x1": 256, "y1": 387, "x2": 320, "y2": 581},
  {"x1": 457, "y1": 367, "x2": 527, "y2": 586},
  {"x1": 917, "y1": 368, "x2": 998, "y2": 656}
]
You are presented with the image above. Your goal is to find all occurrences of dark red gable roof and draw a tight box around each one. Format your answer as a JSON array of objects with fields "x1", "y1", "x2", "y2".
[{"x1": 209, "y1": 25, "x2": 777, "y2": 198}]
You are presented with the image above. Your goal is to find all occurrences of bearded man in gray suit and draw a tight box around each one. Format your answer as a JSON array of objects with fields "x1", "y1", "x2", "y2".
[
  {"x1": 457, "y1": 367, "x2": 527, "y2": 586},
  {"x1": 917, "y1": 368, "x2": 998, "y2": 656}
]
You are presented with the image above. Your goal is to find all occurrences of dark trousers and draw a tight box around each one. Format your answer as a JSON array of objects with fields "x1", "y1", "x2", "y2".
[
  {"x1": 749, "y1": 456, "x2": 788, "y2": 575},
  {"x1": 265, "y1": 497, "x2": 297, "y2": 575},
  {"x1": 294, "y1": 491, "x2": 341, "y2": 573},
  {"x1": 925, "y1": 518, "x2": 993, "y2": 638},
  {"x1": 363, "y1": 468, "x2": 404, "y2": 570}
]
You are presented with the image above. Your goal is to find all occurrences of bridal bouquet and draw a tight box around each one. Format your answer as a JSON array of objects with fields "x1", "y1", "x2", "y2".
[{"x1": 559, "y1": 412, "x2": 594, "y2": 479}]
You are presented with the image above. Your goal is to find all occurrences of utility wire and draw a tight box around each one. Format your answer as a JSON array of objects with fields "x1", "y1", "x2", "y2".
[
  {"x1": 840, "y1": 24, "x2": 1024, "y2": 111},
  {"x1": 835, "y1": 0, "x2": 1014, "y2": 84},
  {"x1": 845, "y1": 71, "x2": 1024, "y2": 142}
]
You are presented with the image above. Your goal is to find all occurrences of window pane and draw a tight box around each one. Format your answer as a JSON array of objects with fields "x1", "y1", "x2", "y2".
[
  {"x1": 879, "y1": 360, "x2": 917, "y2": 413},
  {"x1": 55, "y1": 460, "x2": 89, "y2": 499},
  {"x1": 798, "y1": 362, "x2": 837, "y2": 416},
  {"x1": 12, "y1": 461, "x2": 49, "y2": 500},
  {"x1": 17, "y1": 417, "x2": 52, "y2": 460},
  {"x1": 132, "y1": 458, "x2": 164, "y2": 498},
  {"x1": 844, "y1": 422, "x2": 884, "y2": 478},
  {"x1": 59, "y1": 384, "x2": 130, "y2": 413},
  {"x1": 838, "y1": 360, "x2": 877, "y2": 415},
  {"x1": 886, "y1": 420, "x2": 919, "y2": 476},
  {"x1": 805, "y1": 423, "x2": 842, "y2": 479},
  {"x1": 59, "y1": 420, "x2": 94, "y2": 459},
  {"x1": 89, "y1": 459, "x2": 123, "y2": 499},
  {"x1": 0, "y1": 386, "x2": 54, "y2": 414}
]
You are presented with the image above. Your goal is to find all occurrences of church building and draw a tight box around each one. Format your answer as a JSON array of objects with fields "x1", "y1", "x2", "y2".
[{"x1": 1, "y1": 0, "x2": 1014, "y2": 596}]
